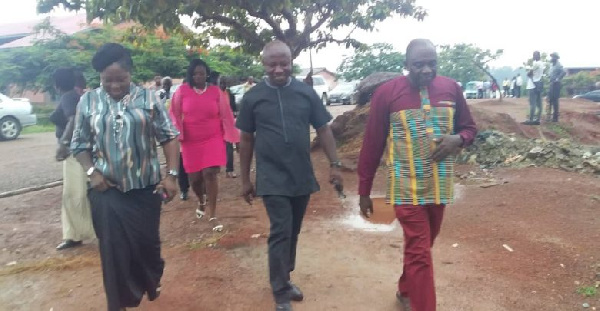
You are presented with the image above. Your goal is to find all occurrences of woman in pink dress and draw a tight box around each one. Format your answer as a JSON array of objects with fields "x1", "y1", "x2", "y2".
[{"x1": 171, "y1": 59, "x2": 238, "y2": 231}]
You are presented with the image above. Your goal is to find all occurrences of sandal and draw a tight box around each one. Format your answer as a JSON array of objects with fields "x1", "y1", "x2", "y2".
[
  {"x1": 196, "y1": 206, "x2": 205, "y2": 219},
  {"x1": 196, "y1": 195, "x2": 207, "y2": 219},
  {"x1": 209, "y1": 217, "x2": 224, "y2": 232},
  {"x1": 226, "y1": 172, "x2": 237, "y2": 178}
]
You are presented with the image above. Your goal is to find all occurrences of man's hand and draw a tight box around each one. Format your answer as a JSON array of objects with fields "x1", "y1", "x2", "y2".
[
  {"x1": 90, "y1": 171, "x2": 115, "y2": 192},
  {"x1": 431, "y1": 134, "x2": 463, "y2": 162},
  {"x1": 359, "y1": 196, "x2": 374, "y2": 218},
  {"x1": 242, "y1": 181, "x2": 256, "y2": 205},
  {"x1": 156, "y1": 176, "x2": 178, "y2": 202},
  {"x1": 235, "y1": 143, "x2": 240, "y2": 153},
  {"x1": 55, "y1": 144, "x2": 70, "y2": 161},
  {"x1": 329, "y1": 167, "x2": 343, "y2": 189}
]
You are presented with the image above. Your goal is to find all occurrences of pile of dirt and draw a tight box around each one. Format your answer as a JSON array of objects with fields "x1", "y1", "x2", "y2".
[
  {"x1": 353, "y1": 72, "x2": 403, "y2": 105},
  {"x1": 323, "y1": 103, "x2": 600, "y2": 176},
  {"x1": 312, "y1": 105, "x2": 370, "y2": 160},
  {"x1": 459, "y1": 130, "x2": 600, "y2": 175},
  {"x1": 470, "y1": 100, "x2": 600, "y2": 145}
]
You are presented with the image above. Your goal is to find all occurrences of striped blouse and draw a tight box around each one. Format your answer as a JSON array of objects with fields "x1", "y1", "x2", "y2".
[{"x1": 71, "y1": 83, "x2": 179, "y2": 192}]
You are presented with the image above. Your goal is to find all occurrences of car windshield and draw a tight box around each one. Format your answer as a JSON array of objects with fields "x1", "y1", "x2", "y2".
[
  {"x1": 333, "y1": 84, "x2": 355, "y2": 92},
  {"x1": 466, "y1": 82, "x2": 478, "y2": 91}
]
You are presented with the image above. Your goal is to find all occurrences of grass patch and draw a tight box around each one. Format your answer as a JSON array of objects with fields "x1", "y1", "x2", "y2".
[
  {"x1": 544, "y1": 123, "x2": 572, "y2": 139},
  {"x1": 0, "y1": 256, "x2": 98, "y2": 276},
  {"x1": 20, "y1": 103, "x2": 57, "y2": 134},
  {"x1": 188, "y1": 233, "x2": 227, "y2": 250},
  {"x1": 22, "y1": 124, "x2": 55, "y2": 134},
  {"x1": 577, "y1": 286, "x2": 598, "y2": 297}
]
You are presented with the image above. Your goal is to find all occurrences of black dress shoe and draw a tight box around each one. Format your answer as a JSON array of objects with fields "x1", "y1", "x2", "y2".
[
  {"x1": 396, "y1": 291, "x2": 412, "y2": 311},
  {"x1": 56, "y1": 240, "x2": 82, "y2": 250},
  {"x1": 275, "y1": 302, "x2": 292, "y2": 311},
  {"x1": 288, "y1": 282, "x2": 303, "y2": 301},
  {"x1": 180, "y1": 191, "x2": 188, "y2": 201}
]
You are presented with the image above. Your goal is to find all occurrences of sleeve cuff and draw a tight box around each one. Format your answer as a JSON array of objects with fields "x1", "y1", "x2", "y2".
[{"x1": 358, "y1": 181, "x2": 373, "y2": 197}]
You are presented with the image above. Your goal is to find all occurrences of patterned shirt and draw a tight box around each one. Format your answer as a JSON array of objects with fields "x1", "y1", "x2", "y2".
[
  {"x1": 71, "y1": 84, "x2": 179, "y2": 192},
  {"x1": 358, "y1": 76, "x2": 477, "y2": 205}
]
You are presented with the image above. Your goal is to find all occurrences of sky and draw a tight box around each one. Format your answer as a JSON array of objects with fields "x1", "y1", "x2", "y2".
[{"x1": 2, "y1": 0, "x2": 598, "y2": 71}]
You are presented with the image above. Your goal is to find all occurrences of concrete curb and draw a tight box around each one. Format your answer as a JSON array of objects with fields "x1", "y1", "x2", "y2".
[
  {"x1": 0, "y1": 162, "x2": 169, "y2": 199},
  {"x1": 0, "y1": 180, "x2": 63, "y2": 199}
]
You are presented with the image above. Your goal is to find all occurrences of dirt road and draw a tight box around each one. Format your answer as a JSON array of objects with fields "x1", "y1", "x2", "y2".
[
  {"x1": 1, "y1": 101, "x2": 599, "y2": 310},
  {"x1": 1, "y1": 149, "x2": 599, "y2": 310}
]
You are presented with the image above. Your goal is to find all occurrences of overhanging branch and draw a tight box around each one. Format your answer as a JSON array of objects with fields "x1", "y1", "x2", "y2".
[{"x1": 199, "y1": 14, "x2": 264, "y2": 47}]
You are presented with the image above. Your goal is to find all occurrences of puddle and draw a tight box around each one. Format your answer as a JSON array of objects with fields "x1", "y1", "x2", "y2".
[
  {"x1": 338, "y1": 184, "x2": 463, "y2": 232},
  {"x1": 339, "y1": 196, "x2": 398, "y2": 232}
]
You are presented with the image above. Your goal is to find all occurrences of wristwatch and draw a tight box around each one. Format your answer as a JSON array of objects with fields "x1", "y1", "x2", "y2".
[
  {"x1": 330, "y1": 161, "x2": 343, "y2": 168},
  {"x1": 167, "y1": 169, "x2": 179, "y2": 178},
  {"x1": 86, "y1": 167, "x2": 97, "y2": 177}
]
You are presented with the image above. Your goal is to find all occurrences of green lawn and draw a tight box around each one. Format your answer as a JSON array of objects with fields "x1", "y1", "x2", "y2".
[
  {"x1": 22, "y1": 104, "x2": 56, "y2": 135},
  {"x1": 22, "y1": 124, "x2": 55, "y2": 135}
]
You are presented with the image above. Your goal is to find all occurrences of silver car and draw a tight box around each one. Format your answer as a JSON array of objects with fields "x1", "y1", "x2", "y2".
[{"x1": 0, "y1": 92, "x2": 37, "y2": 140}]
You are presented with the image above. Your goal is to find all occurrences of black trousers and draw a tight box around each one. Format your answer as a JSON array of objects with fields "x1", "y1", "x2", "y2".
[
  {"x1": 178, "y1": 153, "x2": 189, "y2": 193},
  {"x1": 548, "y1": 82, "x2": 561, "y2": 121},
  {"x1": 263, "y1": 195, "x2": 311, "y2": 303},
  {"x1": 226, "y1": 142, "x2": 234, "y2": 173},
  {"x1": 515, "y1": 86, "x2": 522, "y2": 98},
  {"x1": 88, "y1": 186, "x2": 164, "y2": 311}
]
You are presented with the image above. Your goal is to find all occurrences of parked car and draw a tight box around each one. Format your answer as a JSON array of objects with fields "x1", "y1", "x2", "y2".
[
  {"x1": 0, "y1": 92, "x2": 37, "y2": 140},
  {"x1": 327, "y1": 83, "x2": 356, "y2": 105},
  {"x1": 464, "y1": 81, "x2": 481, "y2": 99},
  {"x1": 295, "y1": 75, "x2": 329, "y2": 105},
  {"x1": 573, "y1": 90, "x2": 600, "y2": 102}
]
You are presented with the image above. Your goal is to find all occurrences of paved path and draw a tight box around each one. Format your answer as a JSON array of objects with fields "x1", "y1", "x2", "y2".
[{"x1": 0, "y1": 132, "x2": 61, "y2": 193}]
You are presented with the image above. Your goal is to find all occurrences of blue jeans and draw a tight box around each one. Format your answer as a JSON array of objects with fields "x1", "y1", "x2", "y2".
[{"x1": 529, "y1": 82, "x2": 543, "y2": 121}]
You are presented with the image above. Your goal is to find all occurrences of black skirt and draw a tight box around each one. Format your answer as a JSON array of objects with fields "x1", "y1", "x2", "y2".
[{"x1": 88, "y1": 185, "x2": 164, "y2": 311}]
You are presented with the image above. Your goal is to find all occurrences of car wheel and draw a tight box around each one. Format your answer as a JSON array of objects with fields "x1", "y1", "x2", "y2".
[
  {"x1": 0, "y1": 116, "x2": 21, "y2": 141},
  {"x1": 322, "y1": 94, "x2": 329, "y2": 105}
]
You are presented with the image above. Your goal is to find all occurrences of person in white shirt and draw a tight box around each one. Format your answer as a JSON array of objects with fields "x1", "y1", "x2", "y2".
[
  {"x1": 524, "y1": 51, "x2": 545, "y2": 125},
  {"x1": 515, "y1": 75, "x2": 523, "y2": 98}
]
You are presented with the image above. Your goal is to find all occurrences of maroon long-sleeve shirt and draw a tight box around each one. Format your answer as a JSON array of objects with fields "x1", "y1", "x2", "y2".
[{"x1": 358, "y1": 76, "x2": 477, "y2": 197}]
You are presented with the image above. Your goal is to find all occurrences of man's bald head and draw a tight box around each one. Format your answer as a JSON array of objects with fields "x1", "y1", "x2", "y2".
[
  {"x1": 262, "y1": 40, "x2": 293, "y2": 87},
  {"x1": 262, "y1": 40, "x2": 292, "y2": 62},
  {"x1": 406, "y1": 39, "x2": 436, "y2": 62}
]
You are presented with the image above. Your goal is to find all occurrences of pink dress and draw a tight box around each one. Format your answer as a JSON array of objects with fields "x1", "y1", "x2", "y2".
[{"x1": 171, "y1": 84, "x2": 226, "y2": 173}]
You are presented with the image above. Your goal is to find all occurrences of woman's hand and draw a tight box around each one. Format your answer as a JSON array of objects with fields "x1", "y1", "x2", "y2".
[{"x1": 90, "y1": 171, "x2": 115, "y2": 192}]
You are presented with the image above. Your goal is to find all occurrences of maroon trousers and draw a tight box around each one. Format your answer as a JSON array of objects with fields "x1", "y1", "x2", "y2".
[{"x1": 395, "y1": 204, "x2": 445, "y2": 311}]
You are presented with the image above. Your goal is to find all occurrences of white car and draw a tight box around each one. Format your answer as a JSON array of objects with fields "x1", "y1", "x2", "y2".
[
  {"x1": 296, "y1": 75, "x2": 329, "y2": 105},
  {"x1": 0, "y1": 92, "x2": 37, "y2": 140}
]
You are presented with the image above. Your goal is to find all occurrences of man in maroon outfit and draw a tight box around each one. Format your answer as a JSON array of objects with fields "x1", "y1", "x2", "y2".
[{"x1": 358, "y1": 39, "x2": 477, "y2": 311}]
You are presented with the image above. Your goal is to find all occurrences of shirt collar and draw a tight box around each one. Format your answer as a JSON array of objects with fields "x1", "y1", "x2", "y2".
[{"x1": 264, "y1": 77, "x2": 292, "y2": 89}]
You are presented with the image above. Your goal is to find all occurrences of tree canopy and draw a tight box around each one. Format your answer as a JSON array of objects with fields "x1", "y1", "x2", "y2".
[
  {"x1": 337, "y1": 43, "x2": 405, "y2": 81},
  {"x1": 0, "y1": 22, "x2": 264, "y2": 94},
  {"x1": 437, "y1": 43, "x2": 504, "y2": 87},
  {"x1": 37, "y1": 0, "x2": 427, "y2": 59}
]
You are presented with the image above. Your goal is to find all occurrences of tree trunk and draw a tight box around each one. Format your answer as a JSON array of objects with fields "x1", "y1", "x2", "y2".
[{"x1": 475, "y1": 63, "x2": 503, "y2": 102}]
